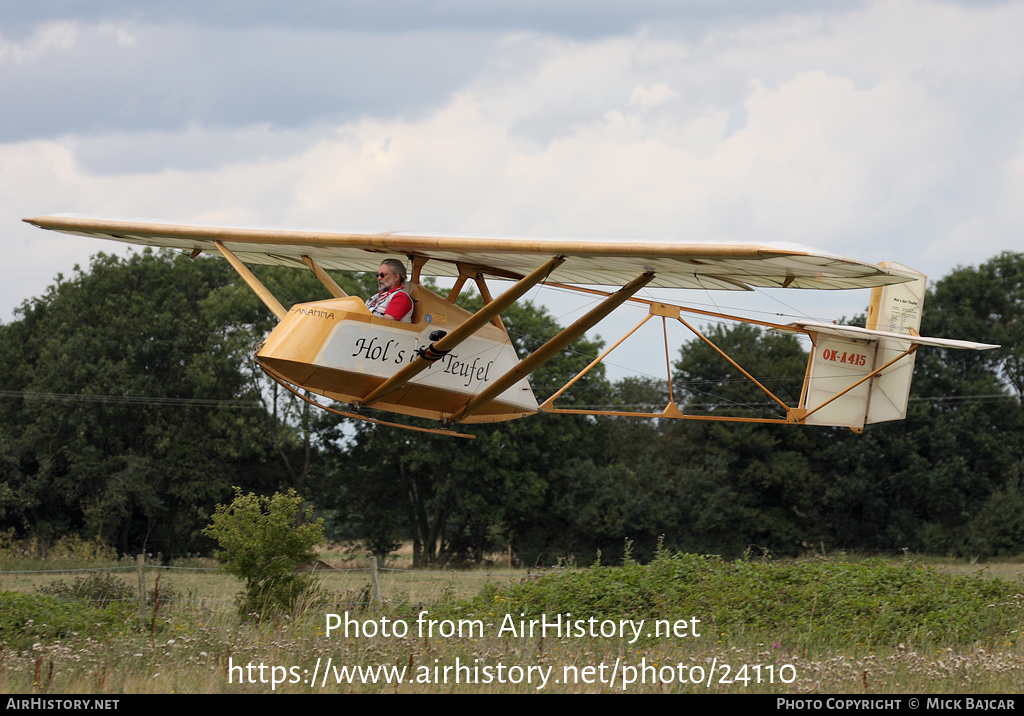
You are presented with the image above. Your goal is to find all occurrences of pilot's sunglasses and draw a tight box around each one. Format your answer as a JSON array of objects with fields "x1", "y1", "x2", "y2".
[{"x1": 377, "y1": 272, "x2": 390, "y2": 278}]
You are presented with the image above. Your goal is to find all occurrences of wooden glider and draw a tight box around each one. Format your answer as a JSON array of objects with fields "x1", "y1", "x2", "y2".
[{"x1": 25, "y1": 214, "x2": 998, "y2": 434}]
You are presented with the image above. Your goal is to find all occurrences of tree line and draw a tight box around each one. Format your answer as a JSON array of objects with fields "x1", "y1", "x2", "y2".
[{"x1": 1, "y1": 249, "x2": 1022, "y2": 564}]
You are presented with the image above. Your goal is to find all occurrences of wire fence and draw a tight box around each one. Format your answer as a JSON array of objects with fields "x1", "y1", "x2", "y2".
[
  {"x1": 6, "y1": 553, "x2": 1019, "y2": 617},
  {"x1": 0, "y1": 555, "x2": 533, "y2": 615}
]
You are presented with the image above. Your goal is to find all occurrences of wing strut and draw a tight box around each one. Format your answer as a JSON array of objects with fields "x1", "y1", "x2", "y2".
[
  {"x1": 474, "y1": 274, "x2": 508, "y2": 332},
  {"x1": 540, "y1": 313, "x2": 656, "y2": 410},
  {"x1": 676, "y1": 313, "x2": 790, "y2": 412},
  {"x1": 358, "y1": 256, "x2": 565, "y2": 407},
  {"x1": 301, "y1": 255, "x2": 347, "y2": 298},
  {"x1": 214, "y1": 240, "x2": 287, "y2": 320},
  {"x1": 453, "y1": 271, "x2": 656, "y2": 422}
]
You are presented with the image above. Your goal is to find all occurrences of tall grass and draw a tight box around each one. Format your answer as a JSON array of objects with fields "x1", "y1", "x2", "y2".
[{"x1": 1, "y1": 548, "x2": 1022, "y2": 693}]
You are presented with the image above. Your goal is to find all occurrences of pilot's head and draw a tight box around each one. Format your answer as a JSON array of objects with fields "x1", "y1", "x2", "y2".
[{"x1": 377, "y1": 259, "x2": 406, "y2": 292}]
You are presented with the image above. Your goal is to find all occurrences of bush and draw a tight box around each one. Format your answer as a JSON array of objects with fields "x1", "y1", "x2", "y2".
[
  {"x1": 36, "y1": 571, "x2": 135, "y2": 607},
  {"x1": 0, "y1": 591, "x2": 135, "y2": 650},
  {"x1": 204, "y1": 487, "x2": 325, "y2": 618},
  {"x1": 466, "y1": 551, "x2": 1024, "y2": 648}
]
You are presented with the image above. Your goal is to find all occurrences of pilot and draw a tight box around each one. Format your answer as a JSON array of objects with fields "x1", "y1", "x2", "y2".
[{"x1": 366, "y1": 259, "x2": 413, "y2": 322}]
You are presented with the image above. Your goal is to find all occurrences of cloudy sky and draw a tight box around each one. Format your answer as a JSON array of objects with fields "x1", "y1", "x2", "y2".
[{"x1": 3, "y1": 1, "x2": 1022, "y2": 380}]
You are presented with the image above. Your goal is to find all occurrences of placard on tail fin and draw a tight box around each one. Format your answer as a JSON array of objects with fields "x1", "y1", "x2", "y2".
[{"x1": 800, "y1": 263, "x2": 926, "y2": 429}]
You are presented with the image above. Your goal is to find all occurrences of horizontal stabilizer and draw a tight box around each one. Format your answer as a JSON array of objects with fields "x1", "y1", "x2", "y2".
[{"x1": 792, "y1": 321, "x2": 999, "y2": 351}]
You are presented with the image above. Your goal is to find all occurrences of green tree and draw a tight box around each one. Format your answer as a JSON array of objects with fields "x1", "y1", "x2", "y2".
[
  {"x1": 204, "y1": 487, "x2": 325, "y2": 616},
  {"x1": 662, "y1": 323, "x2": 830, "y2": 556},
  {"x1": 918, "y1": 252, "x2": 1024, "y2": 398},
  {"x1": 0, "y1": 251, "x2": 285, "y2": 553},
  {"x1": 820, "y1": 253, "x2": 1024, "y2": 555}
]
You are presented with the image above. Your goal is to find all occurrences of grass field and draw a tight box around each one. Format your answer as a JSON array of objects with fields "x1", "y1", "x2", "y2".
[{"x1": 1, "y1": 545, "x2": 1022, "y2": 694}]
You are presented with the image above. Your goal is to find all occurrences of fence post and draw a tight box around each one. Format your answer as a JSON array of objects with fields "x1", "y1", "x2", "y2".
[
  {"x1": 370, "y1": 557, "x2": 382, "y2": 603},
  {"x1": 136, "y1": 554, "x2": 146, "y2": 618}
]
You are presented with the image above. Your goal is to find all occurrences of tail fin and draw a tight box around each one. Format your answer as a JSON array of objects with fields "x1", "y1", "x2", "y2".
[{"x1": 798, "y1": 263, "x2": 927, "y2": 430}]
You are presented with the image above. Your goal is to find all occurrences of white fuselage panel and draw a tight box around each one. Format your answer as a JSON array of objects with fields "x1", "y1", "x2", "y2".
[{"x1": 317, "y1": 321, "x2": 539, "y2": 412}]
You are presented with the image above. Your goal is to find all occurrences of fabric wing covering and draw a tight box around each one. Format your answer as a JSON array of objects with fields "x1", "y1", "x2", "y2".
[{"x1": 25, "y1": 214, "x2": 917, "y2": 292}]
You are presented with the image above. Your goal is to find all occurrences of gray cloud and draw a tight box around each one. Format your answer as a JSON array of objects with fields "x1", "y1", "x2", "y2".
[
  {"x1": 0, "y1": 22, "x2": 501, "y2": 147},
  {"x1": 0, "y1": 0, "x2": 880, "y2": 147},
  {"x1": 1, "y1": 1, "x2": 872, "y2": 37}
]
